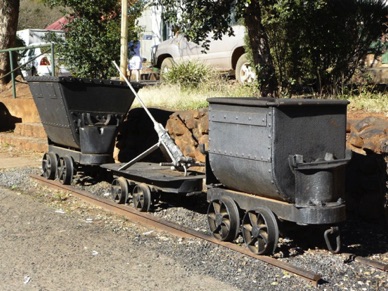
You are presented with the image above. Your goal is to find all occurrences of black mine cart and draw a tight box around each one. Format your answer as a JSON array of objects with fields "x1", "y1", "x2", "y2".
[
  {"x1": 27, "y1": 76, "x2": 141, "y2": 185},
  {"x1": 206, "y1": 97, "x2": 351, "y2": 255}
]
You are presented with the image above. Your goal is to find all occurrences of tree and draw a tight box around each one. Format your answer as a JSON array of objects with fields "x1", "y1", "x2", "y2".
[
  {"x1": 158, "y1": 0, "x2": 278, "y2": 96},
  {"x1": 44, "y1": 0, "x2": 144, "y2": 79},
  {"x1": 263, "y1": 0, "x2": 388, "y2": 95},
  {"x1": 157, "y1": 0, "x2": 388, "y2": 96},
  {"x1": 0, "y1": 0, "x2": 20, "y2": 85}
]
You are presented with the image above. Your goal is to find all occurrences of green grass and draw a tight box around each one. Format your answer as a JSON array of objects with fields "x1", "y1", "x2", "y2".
[
  {"x1": 133, "y1": 62, "x2": 387, "y2": 113},
  {"x1": 133, "y1": 60, "x2": 261, "y2": 110},
  {"x1": 135, "y1": 82, "x2": 388, "y2": 113},
  {"x1": 346, "y1": 92, "x2": 388, "y2": 113},
  {"x1": 135, "y1": 81, "x2": 260, "y2": 110}
]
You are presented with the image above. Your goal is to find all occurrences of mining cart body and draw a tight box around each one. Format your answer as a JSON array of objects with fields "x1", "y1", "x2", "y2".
[
  {"x1": 27, "y1": 76, "x2": 141, "y2": 184},
  {"x1": 206, "y1": 97, "x2": 350, "y2": 254}
]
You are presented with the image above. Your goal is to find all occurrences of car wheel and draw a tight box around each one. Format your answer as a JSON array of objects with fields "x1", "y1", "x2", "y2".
[
  {"x1": 160, "y1": 57, "x2": 174, "y2": 80},
  {"x1": 235, "y1": 53, "x2": 256, "y2": 84}
]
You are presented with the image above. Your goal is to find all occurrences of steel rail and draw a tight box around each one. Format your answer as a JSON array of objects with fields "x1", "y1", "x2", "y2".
[
  {"x1": 343, "y1": 253, "x2": 388, "y2": 272},
  {"x1": 31, "y1": 174, "x2": 323, "y2": 285}
]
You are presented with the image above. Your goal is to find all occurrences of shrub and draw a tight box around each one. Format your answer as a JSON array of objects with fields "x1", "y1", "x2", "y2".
[
  {"x1": 163, "y1": 61, "x2": 216, "y2": 90},
  {"x1": 43, "y1": 0, "x2": 143, "y2": 79}
]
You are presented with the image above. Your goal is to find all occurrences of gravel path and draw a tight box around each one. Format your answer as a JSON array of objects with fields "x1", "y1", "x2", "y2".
[{"x1": 0, "y1": 155, "x2": 387, "y2": 290}]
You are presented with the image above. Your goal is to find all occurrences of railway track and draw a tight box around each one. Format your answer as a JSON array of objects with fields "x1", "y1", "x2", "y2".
[{"x1": 31, "y1": 174, "x2": 388, "y2": 286}]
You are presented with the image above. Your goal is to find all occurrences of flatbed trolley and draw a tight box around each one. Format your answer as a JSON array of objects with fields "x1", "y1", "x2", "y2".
[{"x1": 102, "y1": 162, "x2": 205, "y2": 212}]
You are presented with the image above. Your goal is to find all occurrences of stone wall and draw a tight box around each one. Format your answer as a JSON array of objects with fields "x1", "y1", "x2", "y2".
[
  {"x1": 347, "y1": 116, "x2": 388, "y2": 225},
  {"x1": 165, "y1": 109, "x2": 209, "y2": 163},
  {"x1": 115, "y1": 108, "x2": 210, "y2": 164}
]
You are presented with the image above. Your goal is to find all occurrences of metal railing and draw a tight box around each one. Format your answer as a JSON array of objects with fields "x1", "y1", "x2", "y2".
[{"x1": 0, "y1": 43, "x2": 55, "y2": 98}]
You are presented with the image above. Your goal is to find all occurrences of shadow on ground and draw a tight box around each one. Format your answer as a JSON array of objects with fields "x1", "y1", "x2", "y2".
[{"x1": 0, "y1": 102, "x2": 21, "y2": 132}]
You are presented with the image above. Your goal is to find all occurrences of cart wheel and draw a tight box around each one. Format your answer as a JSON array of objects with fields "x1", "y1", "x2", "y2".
[
  {"x1": 42, "y1": 152, "x2": 58, "y2": 180},
  {"x1": 207, "y1": 197, "x2": 240, "y2": 242},
  {"x1": 111, "y1": 177, "x2": 128, "y2": 204},
  {"x1": 57, "y1": 156, "x2": 74, "y2": 185},
  {"x1": 242, "y1": 207, "x2": 279, "y2": 255},
  {"x1": 132, "y1": 183, "x2": 151, "y2": 212}
]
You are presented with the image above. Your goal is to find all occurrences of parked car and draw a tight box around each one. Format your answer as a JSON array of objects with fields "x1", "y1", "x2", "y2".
[
  {"x1": 151, "y1": 25, "x2": 256, "y2": 83},
  {"x1": 19, "y1": 44, "x2": 71, "y2": 78}
]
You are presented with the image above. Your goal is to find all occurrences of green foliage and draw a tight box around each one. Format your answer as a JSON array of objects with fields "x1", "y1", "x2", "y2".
[
  {"x1": 157, "y1": 0, "x2": 388, "y2": 96},
  {"x1": 157, "y1": 0, "x2": 237, "y2": 48},
  {"x1": 157, "y1": 0, "x2": 277, "y2": 94},
  {"x1": 262, "y1": 0, "x2": 388, "y2": 96},
  {"x1": 43, "y1": 0, "x2": 144, "y2": 79},
  {"x1": 163, "y1": 61, "x2": 217, "y2": 90}
]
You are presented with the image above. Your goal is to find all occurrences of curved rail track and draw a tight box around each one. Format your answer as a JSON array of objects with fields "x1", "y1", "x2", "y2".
[{"x1": 30, "y1": 174, "x2": 387, "y2": 286}]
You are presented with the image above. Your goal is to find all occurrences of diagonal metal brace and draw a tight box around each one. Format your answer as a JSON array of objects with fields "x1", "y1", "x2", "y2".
[{"x1": 113, "y1": 61, "x2": 195, "y2": 171}]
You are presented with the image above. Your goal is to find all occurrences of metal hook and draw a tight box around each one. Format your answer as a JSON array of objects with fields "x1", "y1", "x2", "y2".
[{"x1": 324, "y1": 226, "x2": 341, "y2": 254}]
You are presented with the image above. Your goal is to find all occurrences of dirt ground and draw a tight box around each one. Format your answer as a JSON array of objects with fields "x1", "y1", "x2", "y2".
[{"x1": 0, "y1": 152, "x2": 241, "y2": 291}]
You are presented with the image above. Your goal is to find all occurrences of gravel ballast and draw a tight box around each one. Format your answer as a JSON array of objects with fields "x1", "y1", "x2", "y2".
[{"x1": 0, "y1": 163, "x2": 387, "y2": 290}]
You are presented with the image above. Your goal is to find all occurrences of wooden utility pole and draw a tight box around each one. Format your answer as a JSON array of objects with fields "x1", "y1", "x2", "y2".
[{"x1": 119, "y1": 0, "x2": 128, "y2": 80}]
